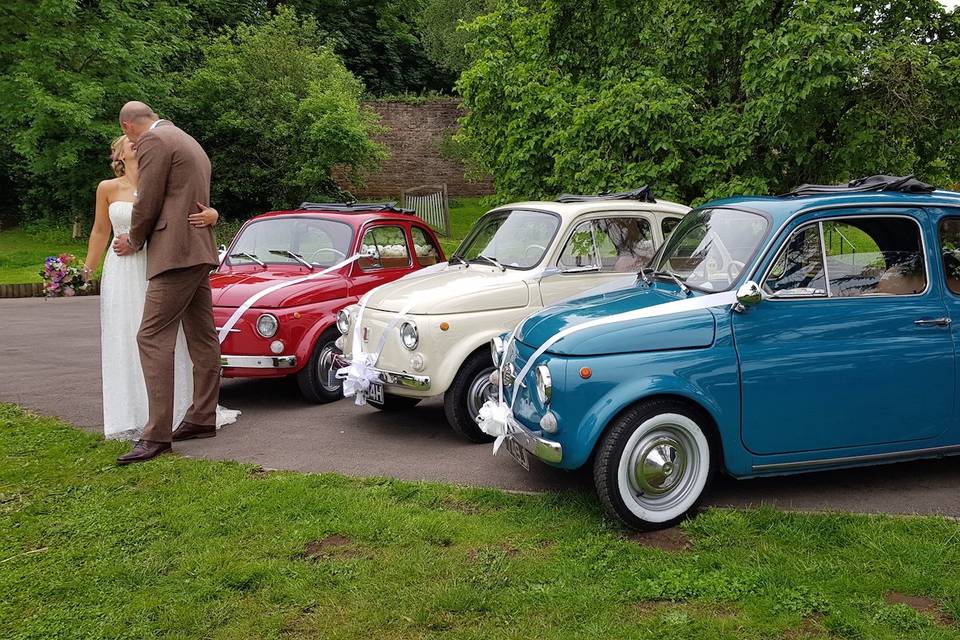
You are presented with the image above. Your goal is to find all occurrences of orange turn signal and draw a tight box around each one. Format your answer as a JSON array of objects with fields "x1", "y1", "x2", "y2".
[
  {"x1": 293, "y1": 312, "x2": 302, "y2": 319},
  {"x1": 439, "y1": 322, "x2": 449, "y2": 331},
  {"x1": 579, "y1": 367, "x2": 592, "y2": 379}
]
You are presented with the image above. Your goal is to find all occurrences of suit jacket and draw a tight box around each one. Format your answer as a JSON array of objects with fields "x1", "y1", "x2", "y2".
[{"x1": 128, "y1": 120, "x2": 219, "y2": 279}]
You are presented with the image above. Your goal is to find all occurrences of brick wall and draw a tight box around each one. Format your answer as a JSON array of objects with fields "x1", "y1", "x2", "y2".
[{"x1": 335, "y1": 99, "x2": 494, "y2": 198}]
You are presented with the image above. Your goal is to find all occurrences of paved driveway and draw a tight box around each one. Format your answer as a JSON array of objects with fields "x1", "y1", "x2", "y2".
[{"x1": 4, "y1": 295, "x2": 960, "y2": 517}]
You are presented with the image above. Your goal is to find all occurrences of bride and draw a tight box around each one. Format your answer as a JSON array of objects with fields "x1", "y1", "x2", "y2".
[{"x1": 83, "y1": 135, "x2": 239, "y2": 440}]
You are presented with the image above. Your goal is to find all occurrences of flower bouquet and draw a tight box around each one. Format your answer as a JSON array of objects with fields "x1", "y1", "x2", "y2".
[{"x1": 39, "y1": 254, "x2": 90, "y2": 298}]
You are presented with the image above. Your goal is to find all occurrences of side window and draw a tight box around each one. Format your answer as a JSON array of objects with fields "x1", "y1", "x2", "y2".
[
  {"x1": 558, "y1": 217, "x2": 655, "y2": 272},
  {"x1": 764, "y1": 223, "x2": 828, "y2": 297},
  {"x1": 558, "y1": 221, "x2": 598, "y2": 270},
  {"x1": 765, "y1": 217, "x2": 926, "y2": 298},
  {"x1": 823, "y1": 218, "x2": 925, "y2": 296},
  {"x1": 359, "y1": 226, "x2": 410, "y2": 270},
  {"x1": 661, "y1": 217, "x2": 681, "y2": 238},
  {"x1": 941, "y1": 218, "x2": 960, "y2": 295},
  {"x1": 411, "y1": 226, "x2": 441, "y2": 266}
]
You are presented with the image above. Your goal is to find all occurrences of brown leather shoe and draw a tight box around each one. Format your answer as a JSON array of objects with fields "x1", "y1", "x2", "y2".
[
  {"x1": 117, "y1": 440, "x2": 171, "y2": 465},
  {"x1": 172, "y1": 421, "x2": 216, "y2": 441}
]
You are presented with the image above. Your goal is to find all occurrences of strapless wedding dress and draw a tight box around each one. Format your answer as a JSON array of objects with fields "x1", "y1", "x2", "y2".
[{"x1": 100, "y1": 201, "x2": 239, "y2": 439}]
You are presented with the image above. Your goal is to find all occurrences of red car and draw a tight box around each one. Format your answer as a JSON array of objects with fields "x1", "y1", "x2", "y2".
[{"x1": 212, "y1": 202, "x2": 445, "y2": 402}]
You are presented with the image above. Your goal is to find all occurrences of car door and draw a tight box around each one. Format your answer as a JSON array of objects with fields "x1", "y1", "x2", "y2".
[
  {"x1": 350, "y1": 223, "x2": 415, "y2": 297},
  {"x1": 539, "y1": 213, "x2": 657, "y2": 305},
  {"x1": 733, "y1": 208, "x2": 954, "y2": 455}
]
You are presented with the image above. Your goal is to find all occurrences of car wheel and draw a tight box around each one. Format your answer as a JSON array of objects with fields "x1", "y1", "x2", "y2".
[
  {"x1": 593, "y1": 399, "x2": 713, "y2": 530},
  {"x1": 296, "y1": 328, "x2": 343, "y2": 404},
  {"x1": 444, "y1": 350, "x2": 497, "y2": 443},
  {"x1": 368, "y1": 393, "x2": 422, "y2": 411}
]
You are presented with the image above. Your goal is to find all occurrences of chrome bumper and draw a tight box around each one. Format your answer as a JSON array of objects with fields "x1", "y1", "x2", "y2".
[
  {"x1": 220, "y1": 354, "x2": 297, "y2": 369},
  {"x1": 507, "y1": 415, "x2": 562, "y2": 464},
  {"x1": 333, "y1": 354, "x2": 431, "y2": 391}
]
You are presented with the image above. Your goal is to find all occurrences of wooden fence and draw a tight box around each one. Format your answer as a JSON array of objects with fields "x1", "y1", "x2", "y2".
[{"x1": 402, "y1": 184, "x2": 451, "y2": 237}]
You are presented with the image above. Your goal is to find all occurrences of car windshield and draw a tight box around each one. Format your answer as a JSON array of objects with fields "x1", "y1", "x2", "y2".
[
  {"x1": 454, "y1": 209, "x2": 560, "y2": 269},
  {"x1": 228, "y1": 217, "x2": 354, "y2": 268},
  {"x1": 652, "y1": 208, "x2": 769, "y2": 291}
]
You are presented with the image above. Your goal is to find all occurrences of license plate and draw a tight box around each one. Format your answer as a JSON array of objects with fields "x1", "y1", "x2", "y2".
[
  {"x1": 368, "y1": 382, "x2": 384, "y2": 404},
  {"x1": 504, "y1": 436, "x2": 529, "y2": 470}
]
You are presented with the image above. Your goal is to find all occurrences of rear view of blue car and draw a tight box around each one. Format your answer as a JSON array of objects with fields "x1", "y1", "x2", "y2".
[{"x1": 487, "y1": 176, "x2": 960, "y2": 530}]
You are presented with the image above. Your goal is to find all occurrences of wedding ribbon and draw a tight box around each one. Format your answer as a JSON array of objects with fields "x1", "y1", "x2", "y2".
[
  {"x1": 217, "y1": 253, "x2": 366, "y2": 344},
  {"x1": 478, "y1": 287, "x2": 740, "y2": 452}
]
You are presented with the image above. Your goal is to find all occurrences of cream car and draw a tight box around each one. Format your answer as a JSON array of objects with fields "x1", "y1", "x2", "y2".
[{"x1": 336, "y1": 190, "x2": 690, "y2": 441}]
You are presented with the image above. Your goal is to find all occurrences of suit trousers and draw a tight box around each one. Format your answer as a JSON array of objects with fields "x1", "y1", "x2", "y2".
[{"x1": 138, "y1": 264, "x2": 220, "y2": 442}]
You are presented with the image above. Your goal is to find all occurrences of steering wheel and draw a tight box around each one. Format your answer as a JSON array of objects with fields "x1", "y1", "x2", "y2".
[
  {"x1": 727, "y1": 260, "x2": 746, "y2": 282},
  {"x1": 525, "y1": 243, "x2": 547, "y2": 259},
  {"x1": 311, "y1": 247, "x2": 347, "y2": 262}
]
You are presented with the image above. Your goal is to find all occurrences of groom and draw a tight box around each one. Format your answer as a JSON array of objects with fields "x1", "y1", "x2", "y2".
[{"x1": 113, "y1": 101, "x2": 221, "y2": 464}]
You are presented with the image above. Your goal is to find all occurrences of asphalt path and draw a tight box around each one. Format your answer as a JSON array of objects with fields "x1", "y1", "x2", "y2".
[{"x1": 5, "y1": 295, "x2": 960, "y2": 518}]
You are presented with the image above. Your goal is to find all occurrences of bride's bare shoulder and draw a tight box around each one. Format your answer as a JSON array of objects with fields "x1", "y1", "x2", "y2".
[{"x1": 97, "y1": 178, "x2": 122, "y2": 196}]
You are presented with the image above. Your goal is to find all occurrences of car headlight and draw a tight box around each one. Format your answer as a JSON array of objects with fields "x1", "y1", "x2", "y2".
[
  {"x1": 535, "y1": 365, "x2": 552, "y2": 404},
  {"x1": 400, "y1": 321, "x2": 419, "y2": 350},
  {"x1": 490, "y1": 335, "x2": 505, "y2": 367},
  {"x1": 336, "y1": 309, "x2": 351, "y2": 335},
  {"x1": 256, "y1": 313, "x2": 278, "y2": 338}
]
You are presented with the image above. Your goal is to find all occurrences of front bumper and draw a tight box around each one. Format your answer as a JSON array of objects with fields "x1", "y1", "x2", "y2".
[
  {"x1": 506, "y1": 414, "x2": 563, "y2": 464},
  {"x1": 220, "y1": 354, "x2": 297, "y2": 369},
  {"x1": 333, "y1": 354, "x2": 431, "y2": 391}
]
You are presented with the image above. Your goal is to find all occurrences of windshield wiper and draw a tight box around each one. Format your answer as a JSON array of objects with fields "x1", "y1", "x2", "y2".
[
  {"x1": 229, "y1": 252, "x2": 265, "y2": 267},
  {"x1": 449, "y1": 254, "x2": 469, "y2": 267},
  {"x1": 649, "y1": 269, "x2": 691, "y2": 296},
  {"x1": 475, "y1": 254, "x2": 506, "y2": 271},
  {"x1": 269, "y1": 249, "x2": 313, "y2": 270}
]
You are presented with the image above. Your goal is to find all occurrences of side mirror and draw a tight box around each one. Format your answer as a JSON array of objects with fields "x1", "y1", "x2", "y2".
[{"x1": 734, "y1": 280, "x2": 762, "y2": 312}]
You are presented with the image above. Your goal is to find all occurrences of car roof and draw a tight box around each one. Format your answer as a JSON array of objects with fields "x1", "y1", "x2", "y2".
[
  {"x1": 490, "y1": 198, "x2": 690, "y2": 221},
  {"x1": 248, "y1": 206, "x2": 425, "y2": 227},
  {"x1": 702, "y1": 189, "x2": 960, "y2": 226}
]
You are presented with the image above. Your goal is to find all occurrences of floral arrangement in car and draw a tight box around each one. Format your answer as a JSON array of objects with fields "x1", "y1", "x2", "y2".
[{"x1": 39, "y1": 253, "x2": 91, "y2": 298}]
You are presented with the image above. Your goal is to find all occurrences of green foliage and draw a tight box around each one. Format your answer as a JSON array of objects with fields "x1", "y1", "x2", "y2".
[
  {"x1": 457, "y1": 0, "x2": 960, "y2": 204},
  {"x1": 173, "y1": 8, "x2": 386, "y2": 215},
  {"x1": 415, "y1": 0, "x2": 497, "y2": 74},
  {"x1": 279, "y1": 0, "x2": 456, "y2": 95},
  {"x1": 0, "y1": 0, "x2": 192, "y2": 221}
]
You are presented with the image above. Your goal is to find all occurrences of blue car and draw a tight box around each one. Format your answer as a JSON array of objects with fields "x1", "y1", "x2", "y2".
[{"x1": 490, "y1": 176, "x2": 960, "y2": 530}]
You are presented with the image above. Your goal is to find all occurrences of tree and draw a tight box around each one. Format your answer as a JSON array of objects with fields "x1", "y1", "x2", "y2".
[
  {"x1": 456, "y1": 0, "x2": 960, "y2": 203},
  {"x1": 415, "y1": 0, "x2": 496, "y2": 74},
  {"x1": 172, "y1": 7, "x2": 386, "y2": 216}
]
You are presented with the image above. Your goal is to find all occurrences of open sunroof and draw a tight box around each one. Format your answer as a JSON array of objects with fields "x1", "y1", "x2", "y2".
[
  {"x1": 556, "y1": 186, "x2": 656, "y2": 204},
  {"x1": 784, "y1": 175, "x2": 935, "y2": 197}
]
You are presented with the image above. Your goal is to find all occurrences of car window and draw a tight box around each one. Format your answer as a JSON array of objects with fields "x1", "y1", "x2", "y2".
[
  {"x1": 229, "y1": 217, "x2": 353, "y2": 267},
  {"x1": 661, "y1": 217, "x2": 682, "y2": 238},
  {"x1": 558, "y1": 217, "x2": 655, "y2": 273},
  {"x1": 359, "y1": 225, "x2": 410, "y2": 270},
  {"x1": 411, "y1": 226, "x2": 441, "y2": 266},
  {"x1": 765, "y1": 216, "x2": 926, "y2": 298},
  {"x1": 455, "y1": 209, "x2": 559, "y2": 269},
  {"x1": 764, "y1": 223, "x2": 827, "y2": 297},
  {"x1": 939, "y1": 218, "x2": 960, "y2": 295}
]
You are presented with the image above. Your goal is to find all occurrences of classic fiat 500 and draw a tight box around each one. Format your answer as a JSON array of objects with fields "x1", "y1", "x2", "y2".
[
  {"x1": 490, "y1": 176, "x2": 960, "y2": 530},
  {"x1": 213, "y1": 202, "x2": 444, "y2": 402},
  {"x1": 336, "y1": 189, "x2": 689, "y2": 440}
]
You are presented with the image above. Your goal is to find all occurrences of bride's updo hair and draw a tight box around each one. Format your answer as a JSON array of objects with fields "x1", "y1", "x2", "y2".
[{"x1": 110, "y1": 135, "x2": 127, "y2": 177}]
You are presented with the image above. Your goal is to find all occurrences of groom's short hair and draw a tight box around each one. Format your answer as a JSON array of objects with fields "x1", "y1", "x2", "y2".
[{"x1": 119, "y1": 101, "x2": 158, "y2": 124}]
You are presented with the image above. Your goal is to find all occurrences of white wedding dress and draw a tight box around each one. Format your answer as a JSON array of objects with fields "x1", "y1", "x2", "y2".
[{"x1": 101, "y1": 201, "x2": 239, "y2": 440}]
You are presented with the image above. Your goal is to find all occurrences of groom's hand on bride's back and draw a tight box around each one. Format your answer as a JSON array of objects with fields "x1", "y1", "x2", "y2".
[{"x1": 112, "y1": 233, "x2": 139, "y2": 256}]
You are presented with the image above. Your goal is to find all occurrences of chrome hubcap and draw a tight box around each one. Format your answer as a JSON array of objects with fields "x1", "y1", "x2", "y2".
[
  {"x1": 318, "y1": 344, "x2": 340, "y2": 392},
  {"x1": 466, "y1": 367, "x2": 497, "y2": 421},
  {"x1": 633, "y1": 437, "x2": 686, "y2": 495},
  {"x1": 622, "y1": 423, "x2": 702, "y2": 514}
]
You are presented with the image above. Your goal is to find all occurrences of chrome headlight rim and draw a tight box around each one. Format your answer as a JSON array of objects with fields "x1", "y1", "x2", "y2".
[
  {"x1": 256, "y1": 313, "x2": 279, "y2": 338},
  {"x1": 535, "y1": 364, "x2": 552, "y2": 404},
  {"x1": 336, "y1": 309, "x2": 351, "y2": 335},
  {"x1": 400, "y1": 321, "x2": 419, "y2": 350}
]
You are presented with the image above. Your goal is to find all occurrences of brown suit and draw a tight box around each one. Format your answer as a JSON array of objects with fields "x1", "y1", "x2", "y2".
[{"x1": 129, "y1": 120, "x2": 221, "y2": 442}]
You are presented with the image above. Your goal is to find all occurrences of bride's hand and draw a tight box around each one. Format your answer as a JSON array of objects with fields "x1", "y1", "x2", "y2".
[{"x1": 189, "y1": 203, "x2": 219, "y2": 228}]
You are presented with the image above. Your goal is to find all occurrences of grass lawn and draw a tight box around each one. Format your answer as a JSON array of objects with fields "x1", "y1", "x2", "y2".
[
  {"x1": 0, "y1": 228, "x2": 89, "y2": 284},
  {"x1": 4, "y1": 404, "x2": 960, "y2": 639},
  {"x1": 0, "y1": 198, "x2": 489, "y2": 285}
]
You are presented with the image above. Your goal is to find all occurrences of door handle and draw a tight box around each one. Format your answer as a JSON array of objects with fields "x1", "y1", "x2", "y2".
[{"x1": 914, "y1": 317, "x2": 952, "y2": 327}]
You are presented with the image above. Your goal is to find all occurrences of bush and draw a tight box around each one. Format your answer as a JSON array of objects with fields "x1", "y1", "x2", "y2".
[
  {"x1": 172, "y1": 7, "x2": 386, "y2": 217},
  {"x1": 456, "y1": 0, "x2": 960, "y2": 204}
]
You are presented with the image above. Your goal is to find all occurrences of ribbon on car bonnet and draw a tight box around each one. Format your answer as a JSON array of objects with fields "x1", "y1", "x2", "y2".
[
  {"x1": 477, "y1": 287, "x2": 741, "y2": 452},
  {"x1": 216, "y1": 252, "x2": 368, "y2": 344}
]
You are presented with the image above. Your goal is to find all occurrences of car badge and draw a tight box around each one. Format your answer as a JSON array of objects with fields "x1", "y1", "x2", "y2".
[
  {"x1": 502, "y1": 362, "x2": 516, "y2": 387},
  {"x1": 361, "y1": 327, "x2": 370, "y2": 343}
]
